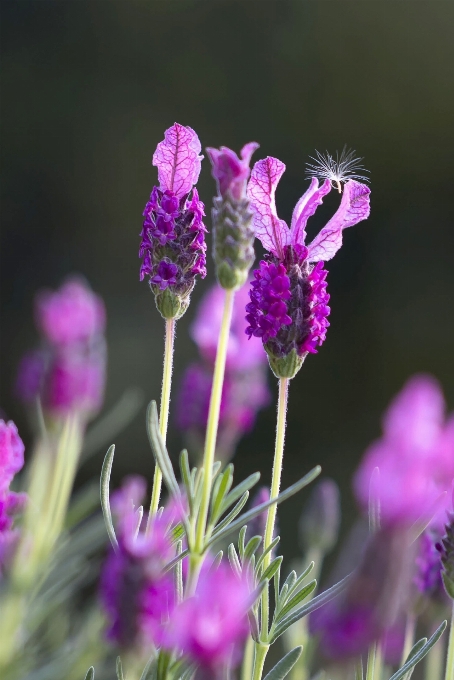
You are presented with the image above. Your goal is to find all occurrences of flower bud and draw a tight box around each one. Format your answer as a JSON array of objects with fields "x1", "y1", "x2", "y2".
[
  {"x1": 299, "y1": 479, "x2": 340, "y2": 555},
  {"x1": 207, "y1": 143, "x2": 258, "y2": 290}
]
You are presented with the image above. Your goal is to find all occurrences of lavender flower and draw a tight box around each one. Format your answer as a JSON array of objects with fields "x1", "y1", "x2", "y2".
[
  {"x1": 437, "y1": 492, "x2": 454, "y2": 599},
  {"x1": 16, "y1": 278, "x2": 107, "y2": 423},
  {"x1": 163, "y1": 562, "x2": 251, "y2": 677},
  {"x1": 0, "y1": 421, "x2": 26, "y2": 572},
  {"x1": 100, "y1": 477, "x2": 176, "y2": 650},
  {"x1": 354, "y1": 375, "x2": 454, "y2": 528},
  {"x1": 415, "y1": 529, "x2": 444, "y2": 598},
  {"x1": 207, "y1": 143, "x2": 259, "y2": 289},
  {"x1": 177, "y1": 284, "x2": 270, "y2": 459},
  {"x1": 140, "y1": 123, "x2": 207, "y2": 319},
  {"x1": 245, "y1": 157, "x2": 370, "y2": 378}
]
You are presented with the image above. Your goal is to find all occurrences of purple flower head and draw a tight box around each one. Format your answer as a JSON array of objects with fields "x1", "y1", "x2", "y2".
[
  {"x1": 311, "y1": 527, "x2": 416, "y2": 660},
  {"x1": 100, "y1": 477, "x2": 177, "y2": 649},
  {"x1": 191, "y1": 283, "x2": 268, "y2": 372},
  {"x1": 246, "y1": 157, "x2": 370, "y2": 377},
  {"x1": 0, "y1": 421, "x2": 26, "y2": 572},
  {"x1": 354, "y1": 375, "x2": 454, "y2": 528},
  {"x1": 35, "y1": 278, "x2": 106, "y2": 346},
  {"x1": 163, "y1": 562, "x2": 251, "y2": 674},
  {"x1": 414, "y1": 529, "x2": 444, "y2": 598},
  {"x1": 206, "y1": 142, "x2": 259, "y2": 201},
  {"x1": 140, "y1": 124, "x2": 206, "y2": 319}
]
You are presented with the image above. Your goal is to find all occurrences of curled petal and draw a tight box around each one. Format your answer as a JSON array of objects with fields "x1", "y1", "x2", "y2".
[
  {"x1": 153, "y1": 123, "x2": 203, "y2": 198},
  {"x1": 247, "y1": 156, "x2": 290, "y2": 257},
  {"x1": 307, "y1": 180, "x2": 371, "y2": 262},
  {"x1": 290, "y1": 178, "x2": 332, "y2": 246}
]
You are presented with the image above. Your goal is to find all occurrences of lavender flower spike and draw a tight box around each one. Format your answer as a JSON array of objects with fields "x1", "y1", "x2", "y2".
[
  {"x1": 207, "y1": 142, "x2": 259, "y2": 289},
  {"x1": 0, "y1": 420, "x2": 27, "y2": 572},
  {"x1": 140, "y1": 123, "x2": 207, "y2": 319},
  {"x1": 245, "y1": 156, "x2": 370, "y2": 378}
]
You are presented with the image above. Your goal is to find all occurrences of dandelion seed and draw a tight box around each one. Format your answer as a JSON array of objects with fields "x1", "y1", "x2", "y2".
[{"x1": 305, "y1": 146, "x2": 370, "y2": 193}]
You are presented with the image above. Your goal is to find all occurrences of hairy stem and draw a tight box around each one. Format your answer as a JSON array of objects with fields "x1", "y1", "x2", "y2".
[
  {"x1": 253, "y1": 644, "x2": 269, "y2": 680},
  {"x1": 194, "y1": 288, "x2": 234, "y2": 555},
  {"x1": 149, "y1": 317, "x2": 175, "y2": 522}
]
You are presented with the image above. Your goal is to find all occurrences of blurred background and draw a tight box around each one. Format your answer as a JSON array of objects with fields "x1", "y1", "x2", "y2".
[{"x1": 2, "y1": 0, "x2": 454, "y2": 565}]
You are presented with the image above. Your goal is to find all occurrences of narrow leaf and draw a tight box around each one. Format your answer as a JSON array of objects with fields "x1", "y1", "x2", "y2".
[
  {"x1": 209, "y1": 550, "x2": 223, "y2": 572},
  {"x1": 261, "y1": 556, "x2": 283, "y2": 584},
  {"x1": 116, "y1": 657, "x2": 125, "y2": 680},
  {"x1": 100, "y1": 445, "x2": 118, "y2": 551},
  {"x1": 262, "y1": 646, "x2": 303, "y2": 680},
  {"x1": 163, "y1": 548, "x2": 190, "y2": 573},
  {"x1": 221, "y1": 472, "x2": 261, "y2": 514},
  {"x1": 271, "y1": 572, "x2": 351, "y2": 641},
  {"x1": 208, "y1": 466, "x2": 321, "y2": 547},
  {"x1": 210, "y1": 465, "x2": 234, "y2": 523},
  {"x1": 256, "y1": 536, "x2": 281, "y2": 574},
  {"x1": 388, "y1": 621, "x2": 447, "y2": 680},
  {"x1": 146, "y1": 402, "x2": 179, "y2": 496},
  {"x1": 244, "y1": 535, "x2": 263, "y2": 562},
  {"x1": 238, "y1": 525, "x2": 247, "y2": 560},
  {"x1": 287, "y1": 562, "x2": 315, "y2": 599},
  {"x1": 211, "y1": 491, "x2": 249, "y2": 537},
  {"x1": 228, "y1": 543, "x2": 242, "y2": 577},
  {"x1": 83, "y1": 669, "x2": 95, "y2": 680},
  {"x1": 179, "y1": 450, "x2": 194, "y2": 512},
  {"x1": 276, "y1": 579, "x2": 317, "y2": 620}
]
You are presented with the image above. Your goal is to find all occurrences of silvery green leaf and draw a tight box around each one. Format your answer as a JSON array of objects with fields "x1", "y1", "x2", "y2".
[
  {"x1": 244, "y1": 535, "x2": 262, "y2": 562},
  {"x1": 163, "y1": 548, "x2": 190, "y2": 573},
  {"x1": 116, "y1": 657, "x2": 125, "y2": 680},
  {"x1": 210, "y1": 465, "x2": 234, "y2": 524},
  {"x1": 238, "y1": 525, "x2": 247, "y2": 560},
  {"x1": 287, "y1": 562, "x2": 315, "y2": 599},
  {"x1": 248, "y1": 610, "x2": 260, "y2": 642},
  {"x1": 209, "y1": 550, "x2": 223, "y2": 572},
  {"x1": 157, "y1": 649, "x2": 170, "y2": 680},
  {"x1": 388, "y1": 621, "x2": 447, "y2": 680},
  {"x1": 208, "y1": 466, "x2": 321, "y2": 547},
  {"x1": 271, "y1": 572, "x2": 351, "y2": 641},
  {"x1": 220, "y1": 472, "x2": 261, "y2": 514},
  {"x1": 228, "y1": 543, "x2": 242, "y2": 577},
  {"x1": 212, "y1": 461, "x2": 222, "y2": 478},
  {"x1": 261, "y1": 556, "x2": 283, "y2": 584},
  {"x1": 262, "y1": 646, "x2": 303, "y2": 680},
  {"x1": 146, "y1": 402, "x2": 179, "y2": 497},
  {"x1": 256, "y1": 536, "x2": 281, "y2": 574},
  {"x1": 211, "y1": 491, "x2": 249, "y2": 537},
  {"x1": 100, "y1": 445, "x2": 118, "y2": 551},
  {"x1": 281, "y1": 571, "x2": 297, "y2": 596},
  {"x1": 83, "y1": 668, "x2": 94, "y2": 680},
  {"x1": 174, "y1": 540, "x2": 184, "y2": 604},
  {"x1": 140, "y1": 655, "x2": 157, "y2": 680},
  {"x1": 170, "y1": 522, "x2": 185, "y2": 544},
  {"x1": 179, "y1": 450, "x2": 194, "y2": 512},
  {"x1": 276, "y1": 579, "x2": 317, "y2": 620},
  {"x1": 355, "y1": 658, "x2": 364, "y2": 680}
]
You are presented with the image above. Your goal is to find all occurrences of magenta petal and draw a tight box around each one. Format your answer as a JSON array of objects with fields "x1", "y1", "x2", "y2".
[
  {"x1": 307, "y1": 180, "x2": 371, "y2": 262},
  {"x1": 290, "y1": 178, "x2": 331, "y2": 246},
  {"x1": 152, "y1": 123, "x2": 203, "y2": 198},
  {"x1": 247, "y1": 157, "x2": 290, "y2": 257}
]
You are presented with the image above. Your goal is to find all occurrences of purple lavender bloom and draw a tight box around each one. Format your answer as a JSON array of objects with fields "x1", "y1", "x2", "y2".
[
  {"x1": 0, "y1": 421, "x2": 26, "y2": 572},
  {"x1": 414, "y1": 529, "x2": 444, "y2": 597},
  {"x1": 35, "y1": 278, "x2": 106, "y2": 346},
  {"x1": 206, "y1": 143, "x2": 259, "y2": 289},
  {"x1": 246, "y1": 157, "x2": 370, "y2": 378},
  {"x1": 140, "y1": 124, "x2": 207, "y2": 319},
  {"x1": 311, "y1": 527, "x2": 416, "y2": 661},
  {"x1": 16, "y1": 279, "x2": 107, "y2": 423},
  {"x1": 354, "y1": 375, "x2": 454, "y2": 529},
  {"x1": 100, "y1": 477, "x2": 176, "y2": 650},
  {"x1": 163, "y1": 562, "x2": 251, "y2": 676}
]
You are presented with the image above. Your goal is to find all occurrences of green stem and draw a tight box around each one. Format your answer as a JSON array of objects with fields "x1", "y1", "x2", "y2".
[
  {"x1": 241, "y1": 636, "x2": 255, "y2": 680},
  {"x1": 149, "y1": 317, "x2": 175, "y2": 521},
  {"x1": 253, "y1": 644, "x2": 269, "y2": 680},
  {"x1": 445, "y1": 601, "x2": 454, "y2": 680},
  {"x1": 194, "y1": 288, "x2": 234, "y2": 555},
  {"x1": 366, "y1": 642, "x2": 382, "y2": 680},
  {"x1": 254, "y1": 377, "x2": 289, "y2": 675}
]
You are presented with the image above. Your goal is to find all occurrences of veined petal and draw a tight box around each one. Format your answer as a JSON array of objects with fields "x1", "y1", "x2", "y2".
[
  {"x1": 290, "y1": 178, "x2": 332, "y2": 246},
  {"x1": 152, "y1": 123, "x2": 203, "y2": 198},
  {"x1": 307, "y1": 180, "x2": 370, "y2": 262},
  {"x1": 247, "y1": 156, "x2": 290, "y2": 257}
]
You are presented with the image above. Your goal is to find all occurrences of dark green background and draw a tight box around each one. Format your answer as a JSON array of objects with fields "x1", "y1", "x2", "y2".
[{"x1": 2, "y1": 1, "x2": 454, "y2": 561}]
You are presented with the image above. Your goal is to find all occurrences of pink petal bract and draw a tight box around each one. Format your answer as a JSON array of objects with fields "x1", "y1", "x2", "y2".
[
  {"x1": 247, "y1": 157, "x2": 290, "y2": 257},
  {"x1": 307, "y1": 180, "x2": 371, "y2": 262},
  {"x1": 153, "y1": 123, "x2": 203, "y2": 198},
  {"x1": 290, "y1": 177, "x2": 332, "y2": 246}
]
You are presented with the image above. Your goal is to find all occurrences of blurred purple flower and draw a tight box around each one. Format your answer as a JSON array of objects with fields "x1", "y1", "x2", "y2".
[
  {"x1": 163, "y1": 562, "x2": 251, "y2": 675},
  {"x1": 0, "y1": 420, "x2": 26, "y2": 571},
  {"x1": 16, "y1": 279, "x2": 107, "y2": 422},
  {"x1": 140, "y1": 124, "x2": 207, "y2": 319},
  {"x1": 245, "y1": 157, "x2": 370, "y2": 375},
  {"x1": 354, "y1": 375, "x2": 454, "y2": 528},
  {"x1": 414, "y1": 529, "x2": 444, "y2": 597},
  {"x1": 206, "y1": 142, "x2": 259, "y2": 201},
  {"x1": 100, "y1": 477, "x2": 176, "y2": 650}
]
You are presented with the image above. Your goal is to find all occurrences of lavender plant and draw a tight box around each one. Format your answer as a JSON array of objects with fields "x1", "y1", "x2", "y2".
[{"x1": 0, "y1": 123, "x2": 453, "y2": 680}]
